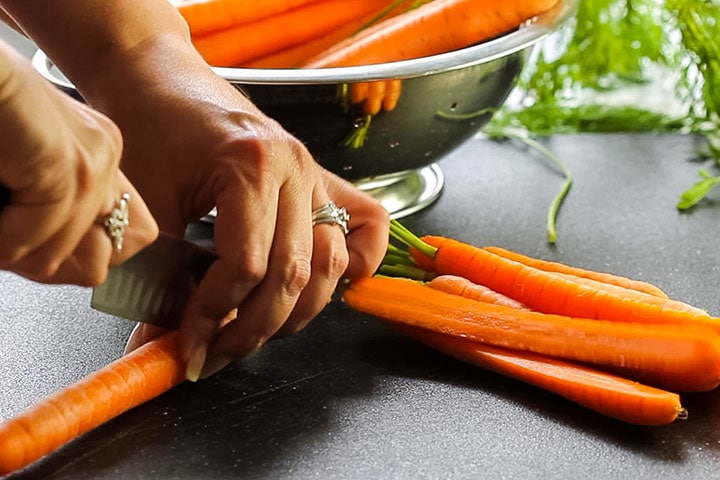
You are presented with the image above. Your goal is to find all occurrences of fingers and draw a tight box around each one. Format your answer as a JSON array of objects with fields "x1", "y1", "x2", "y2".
[
  {"x1": 320, "y1": 169, "x2": 390, "y2": 279},
  {"x1": 0, "y1": 46, "x2": 158, "y2": 285},
  {"x1": 175, "y1": 164, "x2": 388, "y2": 381},
  {"x1": 124, "y1": 323, "x2": 167, "y2": 354},
  {"x1": 106, "y1": 172, "x2": 159, "y2": 266},
  {"x1": 176, "y1": 160, "x2": 312, "y2": 379},
  {"x1": 274, "y1": 220, "x2": 349, "y2": 337},
  {"x1": 51, "y1": 173, "x2": 158, "y2": 285},
  {"x1": 0, "y1": 171, "x2": 158, "y2": 286}
]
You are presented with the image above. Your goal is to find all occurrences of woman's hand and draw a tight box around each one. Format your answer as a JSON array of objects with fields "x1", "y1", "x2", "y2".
[
  {"x1": 0, "y1": 40, "x2": 158, "y2": 286},
  {"x1": 1, "y1": 0, "x2": 389, "y2": 378},
  {"x1": 102, "y1": 36, "x2": 389, "y2": 380}
]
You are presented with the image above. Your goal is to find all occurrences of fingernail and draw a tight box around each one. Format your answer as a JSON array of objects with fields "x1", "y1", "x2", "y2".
[
  {"x1": 185, "y1": 342, "x2": 208, "y2": 382},
  {"x1": 199, "y1": 354, "x2": 232, "y2": 380},
  {"x1": 123, "y1": 324, "x2": 144, "y2": 355}
]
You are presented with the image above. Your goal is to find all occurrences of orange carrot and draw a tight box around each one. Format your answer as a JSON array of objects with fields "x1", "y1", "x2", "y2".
[
  {"x1": 176, "y1": 0, "x2": 326, "y2": 37},
  {"x1": 244, "y1": 0, "x2": 430, "y2": 68},
  {"x1": 342, "y1": 276, "x2": 720, "y2": 392},
  {"x1": 244, "y1": 12, "x2": 381, "y2": 68},
  {"x1": 0, "y1": 332, "x2": 186, "y2": 475},
  {"x1": 346, "y1": 79, "x2": 403, "y2": 115},
  {"x1": 428, "y1": 274, "x2": 529, "y2": 310},
  {"x1": 364, "y1": 81, "x2": 388, "y2": 115},
  {"x1": 410, "y1": 235, "x2": 716, "y2": 328},
  {"x1": 192, "y1": 0, "x2": 393, "y2": 67},
  {"x1": 302, "y1": 0, "x2": 559, "y2": 68},
  {"x1": 550, "y1": 271, "x2": 709, "y2": 317},
  {"x1": 381, "y1": 79, "x2": 403, "y2": 111},
  {"x1": 402, "y1": 326, "x2": 686, "y2": 426},
  {"x1": 483, "y1": 245, "x2": 670, "y2": 298}
]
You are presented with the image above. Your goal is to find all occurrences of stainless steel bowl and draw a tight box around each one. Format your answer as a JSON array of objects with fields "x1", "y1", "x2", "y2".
[{"x1": 33, "y1": 0, "x2": 576, "y2": 217}]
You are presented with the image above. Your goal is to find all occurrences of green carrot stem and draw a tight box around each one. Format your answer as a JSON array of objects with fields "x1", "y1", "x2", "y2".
[
  {"x1": 383, "y1": 253, "x2": 416, "y2": 267},
  {"x1": 389, "y1": 220, "x2": 438, "y2": 258},
  {"x1": 512, "y1": 134, "x2": 573, "y2": 244},
  {"x1": 341, "y1": 114, "x2": 372, "y2": 149},
  {"x1": 483, "y1": 126, "x2": 573, "y2": 244},
  {"x1": 386, "y1": 243, "x2": 411, "y2": 258},
  {"x1": 377, "y1": 264, "x2": 435, "y2": 281}
]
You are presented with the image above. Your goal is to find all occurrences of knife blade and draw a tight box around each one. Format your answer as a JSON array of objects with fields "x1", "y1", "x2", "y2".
[{"x1": 91, "y1": 233, "x2": 217, "y2": 328}]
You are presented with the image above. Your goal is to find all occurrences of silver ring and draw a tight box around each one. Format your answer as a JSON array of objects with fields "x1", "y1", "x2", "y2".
[
  {"x1": 312, "y1": 201, "x2": 350, "y2": 235},
  {"x1": 99, "y1": 193, "x2": 130, "y2": 251}
]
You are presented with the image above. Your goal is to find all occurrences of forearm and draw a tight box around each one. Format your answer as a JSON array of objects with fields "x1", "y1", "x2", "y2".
[{"x1": 0, "y1": 1, "x2": 198, "y2": 102}]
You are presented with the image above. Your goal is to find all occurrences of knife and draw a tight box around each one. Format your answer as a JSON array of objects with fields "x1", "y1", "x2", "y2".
[{"x1": 91, "y1": 233, "x2": 217, "y2": 328}]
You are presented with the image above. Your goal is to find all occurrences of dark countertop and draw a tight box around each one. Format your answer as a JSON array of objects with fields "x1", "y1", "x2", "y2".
[{"x1": 2, "y1": 131, "x2": 720, "y2": 480}]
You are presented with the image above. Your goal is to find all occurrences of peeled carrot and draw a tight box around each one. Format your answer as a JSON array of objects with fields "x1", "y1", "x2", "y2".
[
  {"x1": 342, "y1": 276, "x2": 720, "y2": 392},
  {"x1": 411, "y1": 235, "x2": 717, "y2": 328},
  {"x1": 176, "y1": 0, "x2": 326, "y2": 37},
  {"x1": 192, "y1": 0, "x2": 393, "y2": 67},
  {"x1": 402, "y1": 326, "x2": 686, "y2": 426},
  {"x1": 244, "y1": 0, "x2": 430, "y2": 68},
  {"x1": 550, "y1": 271, "x2": 709, "y2": 317},
  {"x1": 244, "y1": 11, "x2": 382, "y2": 68},
  {"x1": 302, "y1": 0, "x2": 559, "y2": 68},
  {"x1": 0, "y1": 332, "x2": 186, "y2": 475},
  {"x1": 483, "y1": 245, "x2": 670, "y2": 298},
  {"x1": 428, "y1": 274, "x2": 529, "y2": 310}
]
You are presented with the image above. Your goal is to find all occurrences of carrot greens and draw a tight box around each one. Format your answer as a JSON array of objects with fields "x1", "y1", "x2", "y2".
[{"x1": 486, "y1": 0, "x2": 720, "y2": 226}]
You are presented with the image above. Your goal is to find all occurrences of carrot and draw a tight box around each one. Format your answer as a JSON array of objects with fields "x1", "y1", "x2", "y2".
[
  {"x1": 342, "y1": 276, "x2": 720, "y2": 392},
  {"x1": 550, "y1": 271, "x2": 709, "y2": 317},
  {"x1": 411, "y1": 235, "x2": 717, "y2": 329},
  {"x1": 192, "y1": 0, "x2": 394, "y2": 67},
  {"x1": 428, "y1": 274, "x2": 529, "y2": 310},
  {"x1": 302, "y1": 0, "x2": 559, "y2": 68},
  {"x1": 381, "y1": 79, "x2": 403, "y2": 111},
  {"x1": 483, "y1": 245, "x2": 670, "y2": 298},
  {"x1": 244, "y1": 0, "x2": 431, "y2": 68},
  {"x1": 176, "y1": 0, "x2": 326, "y2": 37},
  {"x1": 345, "y1": 79, "x2": 402, "y2": 115},
  {"x1": 363, "y1": 81, "x2": 388, "y2": 115},
  {"x1": 0, "y1": 332, "x2": 186, "y2": 475},
  {"x1": 243, "y1": 12, "x2": 381, "y2": 68},
  {"x1": 401, "y1": 326, "x2": 686, "y2": 426}
]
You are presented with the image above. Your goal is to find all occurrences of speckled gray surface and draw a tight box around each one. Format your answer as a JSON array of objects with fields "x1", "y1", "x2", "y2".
[
  {"x1": 4, "y1": 18, "x2": 720, "y2": 480},
  {"x1": 2, "y1": 131, "x2": 720, "y2": 480}
]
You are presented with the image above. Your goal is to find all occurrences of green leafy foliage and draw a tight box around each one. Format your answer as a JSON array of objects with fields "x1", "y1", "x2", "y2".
[{"x1": 487, "y1": 0, "x2": 720, "y2": 227}]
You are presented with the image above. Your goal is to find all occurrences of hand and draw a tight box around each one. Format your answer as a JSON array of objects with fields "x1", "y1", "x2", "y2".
[
  {"x1": 106, "y1": 38, "x2": 389, "y2": 378},
  {"x1": 0, "y1": 40, "x2": 158, "y2": 286}
]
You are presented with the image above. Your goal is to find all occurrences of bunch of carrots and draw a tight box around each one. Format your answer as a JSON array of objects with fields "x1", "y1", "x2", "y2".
[
  {"x1": 5, "y1": 217, "x2": 710, "y2": 475},
  {"x1": 174, "y1": 0, "x2": 561, "y2": 115},
  {"x1": 342, "y1": 220, "x2": 720, "y2": 427}
]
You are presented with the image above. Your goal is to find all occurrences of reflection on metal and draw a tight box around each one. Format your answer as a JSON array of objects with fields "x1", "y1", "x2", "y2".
[{"x1": 356, "y1": 163, "x2": 444, "y2": 219}]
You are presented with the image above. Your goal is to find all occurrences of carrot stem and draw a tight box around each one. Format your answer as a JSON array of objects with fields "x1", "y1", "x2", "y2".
[
  {"x1": 377, "y1": 264, "x2": 435, "y2": 281},
  {"x1": 389, "y1": 219, "x2": 437, "y2": 258},
  {"x1": 485, "y1": 126, "x2": 572, "y2": 244},
  {"x1": 341, "y1": 114, "x2": 373, "y2": 149}
]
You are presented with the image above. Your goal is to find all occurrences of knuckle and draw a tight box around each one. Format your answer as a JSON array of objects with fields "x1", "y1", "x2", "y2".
[
  {"x1": 319, "y1": 245, "x2": 349, "y2": 279},
  {"x1": 23, "y1": 258, "x2": 63, "y2": 283},
  {"x1": 224, "y1": 248, "x2": 268, "y2": 287},
  {"x1": 278, "y1": 255, "x2": 312, "y2": 297}
]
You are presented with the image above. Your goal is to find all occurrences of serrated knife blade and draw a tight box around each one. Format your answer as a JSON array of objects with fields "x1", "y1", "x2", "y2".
[{"x1": 91, "y1": 233, "x2": 217, "y2": 328}]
